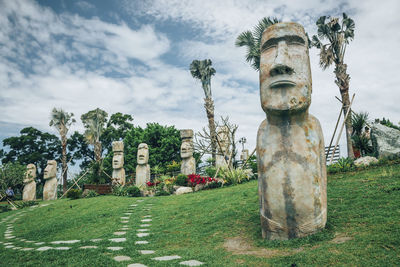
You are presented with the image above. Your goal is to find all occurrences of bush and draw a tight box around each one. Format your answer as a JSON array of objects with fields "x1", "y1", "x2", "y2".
[
  {"x1": 84, "y1": 190, "x2": 99, "y2": 198},
  {"x1": 112, "y1": 185, "x2": 127, "y2": 196},
  {"x1": 126, "y1": 186, "x2": 141, "y2": 197},
  {"x1": 66, "y1": 189, "x2": 82, "y2": 200},
  {"x1": 176, "y1": 174, "x2": 188, "y2": 186}
]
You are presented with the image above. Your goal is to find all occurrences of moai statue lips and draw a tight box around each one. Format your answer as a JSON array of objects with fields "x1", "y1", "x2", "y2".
[{"x1": 257, "y1": 22, "x2": 327, "y2": 240}]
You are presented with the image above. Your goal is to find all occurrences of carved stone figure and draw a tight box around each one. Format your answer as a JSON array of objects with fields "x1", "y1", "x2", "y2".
[
  {"x1": 257, "y1": 22, "x2": 327, "y2": 240},
  {"x1": 112, "y1": 141, "x2": 126, "y2": 186},
  {"x1": 136, "y1": 143, "x2": 150, "y2": 187},
  {"x1": 216, "y1": 126, "x2": 231, "y2": 168},
  {"x1": 23, "y1": 164, "x2": 36, "y2": 201},
  {"x1": 43, "y1": 160, "x2": 58, "y2": 200},
  {"x1": 180, "y1": 129, "x2": 196, "y2": 175},
  {"x1": 240, "y1": 149, "x2": 249, "y2": 161}
]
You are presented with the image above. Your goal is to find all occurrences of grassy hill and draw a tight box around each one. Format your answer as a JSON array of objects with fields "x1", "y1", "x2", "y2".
[{"x1": 1, "y1": 163, "x2": 400, "y2": 266}]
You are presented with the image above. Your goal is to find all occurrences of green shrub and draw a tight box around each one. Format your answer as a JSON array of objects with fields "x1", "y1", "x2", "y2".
[
  {"x1": 84, "y1": 190, "x2": 99, "y2": 198},
  {"x1": 205, "y1": 167, "x2": 217, "y2": 178},
  {"x1": 126, "y1": 186, "x2": 141, "y2": 197},
  {"x1": 66, "y1": 189, "x2": 82, "y2": 200},
  {"x1": 112, "y1": 185, "x2": 127, "y2": 196},
  {"x1": 176, "y1": 174, "x2": 188, "y2": 186}
]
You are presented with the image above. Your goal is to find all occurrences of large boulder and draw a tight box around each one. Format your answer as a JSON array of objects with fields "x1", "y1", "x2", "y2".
[
  {"x1": 175, "y1": 186, "x2": 193, "y2": 195},
  {"x1": 354, "y1": 156, "x2": 378, "y2": 167},
  {"x1": 370, "y1": 123, "x2": 400, "y2": 158}
]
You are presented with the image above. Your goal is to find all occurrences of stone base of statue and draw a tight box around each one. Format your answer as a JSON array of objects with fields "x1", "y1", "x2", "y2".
[
  {"x1": 181, "y1": 157, "x2": 196, "y2": 175},
  {"x1": 23, "y1": 181, "x2": 36, "y2": 201},
  {"x1": 43, "y1": 177, "x2": 57, "y2": 200},
  {"x1": 112, "y1": 168, "x2": 126, "y2": 186},
  {"x1": 136, "y1": 165, "x2": 150, "y2": 187}
]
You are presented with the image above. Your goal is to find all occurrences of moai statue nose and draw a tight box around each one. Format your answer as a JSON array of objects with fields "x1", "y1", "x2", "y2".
[{"x1": 270, "y1": 41, "x2": 294, "y2": 76}]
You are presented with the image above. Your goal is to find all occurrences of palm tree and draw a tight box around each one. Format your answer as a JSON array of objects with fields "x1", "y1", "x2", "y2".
[
  {"x1": 311, "y1": 13, "x2": 355, "y2": 159},
  {"x1": 81, "y1": 108, "x2": 108, "y2": 163},
  {"x1": 190, "y1": 59, "x2": 217, "y2": 164},
  {"x1": 235, "y1": 17, "x2": 280, "y2": 71},
  {"x1": 49, "y1": 108, "x2": 75, "y2": 193}
]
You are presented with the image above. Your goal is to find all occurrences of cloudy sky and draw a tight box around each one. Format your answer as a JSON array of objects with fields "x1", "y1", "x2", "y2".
[{"x1": 1, "y1": 0, "x2": 399, "y2": 160}]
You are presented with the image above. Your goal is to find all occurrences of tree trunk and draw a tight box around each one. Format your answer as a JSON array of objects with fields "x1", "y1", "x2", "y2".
[
  {"x1": 204, "y1": 98, "x2": 217, "y2": 166},
  {"x1": 61, "y1": 136, "x2": 68, "y2": 193},
  {"x1": 335, "y1": 63, "x2": 354, "y2": 159}
]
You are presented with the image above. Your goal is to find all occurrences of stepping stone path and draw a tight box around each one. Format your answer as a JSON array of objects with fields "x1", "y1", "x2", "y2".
[{"x1": 0, "y1": 200, "x2": 205, "y2": 266}]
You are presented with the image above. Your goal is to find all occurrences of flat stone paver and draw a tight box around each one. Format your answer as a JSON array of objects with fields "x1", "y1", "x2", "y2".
[
  {"x1": 109, "y1": 238, "x2": 126, "y2": 242},
  {"x1": 113, "y1": 255, "x2": 131, "y2": 262},
  {"x1": 135, "y1": 241, "x2": 149, "y2": 244},
  {"x1": 107, "y1": 246, "x2": 124, "y2": 251},
  {"x1": 153, "y1": 255, "x2": 182, "y2": 261},
  {"x1": 37, "y1": 246, "x2": 53, "y2": 251},
  {"x1": 139, "y1": 250, "x2": 155, "y2": 254},
  {"x1": 54, "y1": 247, "x2": 71, "y2": 250},
  {"x1": 127, "y1": 264, "x2": 147, "y2": 267},
  {"x1": 114, "y1": 231, "x2": 126, "y2": 235},
  {"x1": 180, "y1": 260, "x2": 204, "y2": 266},
  {"x1": 51, "y1": 240, "x2": 80, "y2": 244},
  {"x1": 137, "y1": 233, "x2": 149, "y2": 237},
  {"x1": 80, "y1": 246, "x2": 98, "y2": 249}
]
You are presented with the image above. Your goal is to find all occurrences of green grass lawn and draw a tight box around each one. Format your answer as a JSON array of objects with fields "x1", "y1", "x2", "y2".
[{"x1": 1, "y1": 163, "x2": 400, "y2": 266}]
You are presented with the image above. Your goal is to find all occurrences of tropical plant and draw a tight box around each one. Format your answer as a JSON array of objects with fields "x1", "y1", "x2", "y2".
[
  {"x1": 49, "y1": 108, "x2": 76, "y2": 193},
  {"x1": 190, "y1": 59, "x2": 217, "y2": 165},
  {"x1": 311, "y1": 13, "x2": 355, "y2": 159},
  {"x1": 81, "y1": 108, "x2": 108, "y2": 163},
  {"x1": 235, "y1": 17, "x2": 280, "y2": 71}
]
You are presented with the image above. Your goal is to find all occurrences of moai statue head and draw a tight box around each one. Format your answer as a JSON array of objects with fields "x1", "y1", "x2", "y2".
[
  {"x1": 217, "y1": 126, "x2": 230, "y2": 153},
  {"x1": 43, "y1": 160, "x2": 57, "y2": 179},
  {"x1": 137, "y1": 143, "x2": 149, "y2": 165},
  {"x1": 24, "y1": 164, "x2": 36, "y2": 184},
  {"x1": 260, "y1": 22, "x2": 312, "y2": 115},
  {"x1": 180, "y1": 129, "x2": 194, "y2": 159},
  {"x1": 112, "y1": 141, "x2": 124, "y2": 169}
]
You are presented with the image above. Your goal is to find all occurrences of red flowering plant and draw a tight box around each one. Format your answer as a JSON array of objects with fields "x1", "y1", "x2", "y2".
[{"x1": 187, "y1": 174, "x2": 220, "y2": 188}]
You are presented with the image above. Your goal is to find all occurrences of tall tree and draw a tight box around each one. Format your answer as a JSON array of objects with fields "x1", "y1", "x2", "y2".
[
  {"x1": 311, "y1": 13, "x2": 355, "y2": 159},
  {"x1": 235, "y1": 17, "x2": 280, "y2": 71},
  {"x1": 49, "y1": 108, "x2": 75, "y2": 193},
  {"x1": 81, "y1": 108, "x2": 108, "y2": 163},
  {"x1": 190, "y1": 59, "x2": 217, "y2": 165}
]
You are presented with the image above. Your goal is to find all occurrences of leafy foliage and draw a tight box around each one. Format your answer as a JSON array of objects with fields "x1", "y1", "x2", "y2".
[{"x1": 235, "y1": 17, "x2": 280, "y2": 71}]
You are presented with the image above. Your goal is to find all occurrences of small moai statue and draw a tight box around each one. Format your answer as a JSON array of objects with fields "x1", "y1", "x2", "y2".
[
  {"x1": 180, "y1": 129, "x2": 196, "y2": 175},
  {"x1": 23, "y1": 164, "x2": 37, "y2": 201},
  {"x1": 257, "y1": 22, "x2": 327, "y2": 240},
  {"x1": 43, "y1": 160, "x2": 58, "y2": 201},
  {"x1": 135, "y1": 143, "x2": 150, "y2": 187},
  {"x1": 240, "y1": 149, "x2": 249, "y2": 161},
  {"x1": 112, "y1": 141, "x2": 126, "y2": 186},
  {"x1": 215, "y1": 126, "x2": 231, "y2": 168}
]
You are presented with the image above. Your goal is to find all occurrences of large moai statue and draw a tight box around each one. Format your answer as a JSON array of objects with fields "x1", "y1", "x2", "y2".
[
  {"x1": 257, "y1": 22, "x2": 327, "y2": 240},
  {"x1": 43, "y1": 160, "x2": 58, "y2": 201},
  {"x1": 23, "y1": 164, "x2": 37, "y2": 201},
  {"x1": 215, "y1": 126, "x2": 231, "y2": 168},
  {"x1": 135, "y1": 143, "x2": 150, "y2": 187},
  {"x1": 112, "y1": 141, "x2": 126, "y2": 186},
  {"x1": 180, "y1": 129, "x2": 196, "y2": 175}
]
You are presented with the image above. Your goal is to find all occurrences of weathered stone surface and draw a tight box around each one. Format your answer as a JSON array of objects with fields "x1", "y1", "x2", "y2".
[
  {"x1": 175, "y1": 187, "x2": 193, "y2": 195},
  {"x1": 370, "y1": 123, "x2": 400, "y2": 158},
  {"x1": 354, "y1": 156, "x2": 378, "y2": 167},
  {"x1": 257, "y1": 22, "x2": 327, "y2": 240},
  {"x1": 23, "y1": 164, "x2": 36, "y2": 201},
  {"x1": 136, "y1": 143, "x2": 150, "y2": 186},
  {"x1": 43, "y1": 160, "x2": 58, "y2": 201},
  {"x1": 112, "y1": 141, "x2": 126, "y2": 186}
]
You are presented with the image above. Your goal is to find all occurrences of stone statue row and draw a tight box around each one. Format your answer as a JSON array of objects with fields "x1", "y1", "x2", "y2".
[{"x1": 23, "y1": 160, "x2": 57, "y2": 201}]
